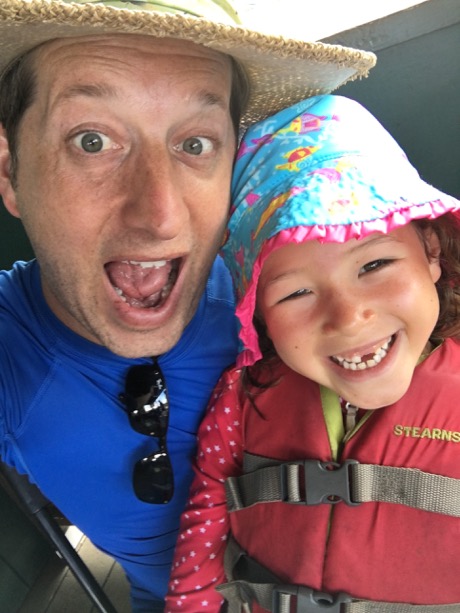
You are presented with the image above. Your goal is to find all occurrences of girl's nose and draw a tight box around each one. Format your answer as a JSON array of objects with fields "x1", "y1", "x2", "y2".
[{"x1": 321, "y1": 292, "x2": 375, "y2": 336}]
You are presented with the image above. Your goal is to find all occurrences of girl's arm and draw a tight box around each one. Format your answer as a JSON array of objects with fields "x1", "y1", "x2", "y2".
[{"x1": 166, "y1": 368, "x2": 244, "y2": 612}]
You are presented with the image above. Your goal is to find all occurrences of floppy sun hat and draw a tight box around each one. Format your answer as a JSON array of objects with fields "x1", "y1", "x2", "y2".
[
  {"x1": 0, "y1": 0, "x2": 376, "y2": 126},
  {"x1": 221, "y1": 94, "x2": 460, "y2": 366}
]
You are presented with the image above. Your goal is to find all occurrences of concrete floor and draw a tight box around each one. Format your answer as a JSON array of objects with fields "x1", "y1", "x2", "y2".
[{"x1": 18, "y1": 528, "x2": 131, "y2": 613}]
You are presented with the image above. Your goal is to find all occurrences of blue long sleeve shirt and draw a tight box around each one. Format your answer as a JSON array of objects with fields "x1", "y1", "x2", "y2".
[{"x1": 0, "y1": 257, "x2": 238, "y2": 609}]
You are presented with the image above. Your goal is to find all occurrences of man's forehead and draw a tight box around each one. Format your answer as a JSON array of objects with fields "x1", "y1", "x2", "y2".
[
  {"x1": 30, "y1": 34, "x2": 233, "y2": 104},
  {"x1": 27, "y1": 33, "x2": 233, "y2": 119}
]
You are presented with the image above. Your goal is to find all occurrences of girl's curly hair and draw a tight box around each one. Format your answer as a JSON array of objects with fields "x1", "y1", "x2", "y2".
[{"x1": 414, "y1": 213, "x2": 460, "y2": 339}]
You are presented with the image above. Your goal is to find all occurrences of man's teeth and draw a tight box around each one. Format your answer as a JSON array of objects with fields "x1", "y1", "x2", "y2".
[
  {"x1": 122, "y1": 260, "x2": 167, "y2": 268},
  {"x1": 333, "y1": 337, "x2": 393, "y2": 371},
  {"x1": 113, "y1": 283, "x2": 173, "y2": 307},
  {"x1": 114, "y1": 287, "x2": 126, "y2": 301}
]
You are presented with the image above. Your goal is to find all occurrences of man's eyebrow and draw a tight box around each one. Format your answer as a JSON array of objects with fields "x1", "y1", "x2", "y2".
[
  {"x1": 197, "y1": 90, "x2": 228, "y2": 111},
  {"x1": 56, "y1": 82, "x2": 118, "y2": 103},
  {"x1": 53, "y1": 83, "x2": 117, "y2": 106},
  {"x1": 54, "y1": 84, "x2": 227, "y2": 110}
]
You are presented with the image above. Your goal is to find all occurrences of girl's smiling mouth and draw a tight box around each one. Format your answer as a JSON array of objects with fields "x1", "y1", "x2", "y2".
[{"x1": 331, "y1": 334, "x2": 396, "y2": 371}]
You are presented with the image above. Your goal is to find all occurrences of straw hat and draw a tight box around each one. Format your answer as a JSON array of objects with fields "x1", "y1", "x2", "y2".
[{"x1": 0, "y1": 0, "x2": 377, "y2": 126}]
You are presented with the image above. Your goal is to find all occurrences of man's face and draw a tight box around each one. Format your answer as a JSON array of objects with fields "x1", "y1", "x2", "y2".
[{"x1": 1, "y1": 35, "x2": 236, "y2": 357}]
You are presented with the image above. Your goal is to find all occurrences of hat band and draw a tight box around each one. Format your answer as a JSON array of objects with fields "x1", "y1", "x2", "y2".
[{"x1": 62, "y1": 0, "x2": 241, "y2": 24}]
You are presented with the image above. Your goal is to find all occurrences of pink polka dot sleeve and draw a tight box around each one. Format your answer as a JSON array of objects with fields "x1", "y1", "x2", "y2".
[{"x1": 165, "y1": 368, "x2": 244, "y2": 612}]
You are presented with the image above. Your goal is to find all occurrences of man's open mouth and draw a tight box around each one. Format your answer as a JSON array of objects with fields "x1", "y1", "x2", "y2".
[
  {"x1": 331, "y1": 334, "x2": 396, "y2": 371},
  {"x1": 105, "y1": 258, "x2": 180, "y2": 309}
]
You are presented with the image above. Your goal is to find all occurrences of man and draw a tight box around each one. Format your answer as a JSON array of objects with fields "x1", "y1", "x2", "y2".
[{"x1": 0, "y1": 1, "x2": 375, "y2": 610}]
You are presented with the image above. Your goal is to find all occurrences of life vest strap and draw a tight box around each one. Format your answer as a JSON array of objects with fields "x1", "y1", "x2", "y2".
[
  {"x1": 217, "y1": 576, "x2": 460, "y2": 613},
  {"x1": 218, "y1": 537, "x2": 460, "y2": 612},
  {"x1": 225, "y1": 454, "x2": 460, "y2": 516}
]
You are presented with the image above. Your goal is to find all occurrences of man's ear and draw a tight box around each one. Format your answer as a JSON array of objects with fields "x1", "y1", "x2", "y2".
[
  {"x1": 422, "y1": 226, "x2": 442, "y2": 284},
  {"x1": 0, "y1": 125, "x2": 20, "y2": 218}
]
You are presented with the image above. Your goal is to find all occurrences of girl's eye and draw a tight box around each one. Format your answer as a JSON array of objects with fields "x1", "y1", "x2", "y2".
[
  {"x1": 180, "y1": 136, "x2": 214, "y2": 156},
  {"x1": 360, "y1": 259, "x2": 392, "y2": 274},
  {"x1": 72, "y1": 131, "x2": 113, "y2": 153},
  {"x1": 279, "y1": 288, "x2": 311, "y2": 303}
]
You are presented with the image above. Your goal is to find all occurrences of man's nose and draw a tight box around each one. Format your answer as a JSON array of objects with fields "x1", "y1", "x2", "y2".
[
  {"x1": 122, "y1": 149, "x2": 189, "y2": 240},
  {"x1": 321, "y1": 291, "x2": 375, "y2": 336}
]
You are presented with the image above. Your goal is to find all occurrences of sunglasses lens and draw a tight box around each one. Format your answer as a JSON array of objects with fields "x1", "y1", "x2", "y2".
[
  {"x1": 129, "y1": 394, "x2": 168, "y2": 437},
  {"x1": 133, "y1": 450, "x2": 174, "y2": 504},
  {"x1": 123, "y1": 365, "x2": 169, "y2": 437}
]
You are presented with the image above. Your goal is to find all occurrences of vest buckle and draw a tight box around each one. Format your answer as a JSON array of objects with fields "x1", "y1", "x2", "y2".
[
  {"x1": 272, "y1": 585, "x2": 352, "y2": 612},
  {"x1": 282, "y1": 459, "x2": 360, "y2": 506}
]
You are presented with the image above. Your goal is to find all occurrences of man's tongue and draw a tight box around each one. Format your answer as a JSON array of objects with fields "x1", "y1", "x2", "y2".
[{"x1": 106, "y1": 260, "x2": 173, "y2": 308}]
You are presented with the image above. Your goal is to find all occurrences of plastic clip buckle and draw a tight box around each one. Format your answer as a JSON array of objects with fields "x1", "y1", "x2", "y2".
[
  {"x1": 273, "y1": 585, "x2": 352, "y2": 613},
  {"x1": 303, "y1": 459, "x2": 360, "y2": 506}
]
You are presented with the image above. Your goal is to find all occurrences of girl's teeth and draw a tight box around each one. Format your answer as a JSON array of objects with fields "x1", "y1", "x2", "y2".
[{"x1": 334, "y1": 337, "x2": 393, "y2": 371}]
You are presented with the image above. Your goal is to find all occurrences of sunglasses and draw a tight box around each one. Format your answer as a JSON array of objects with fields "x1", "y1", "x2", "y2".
[{"x1": 119, "y1": 359, "x2": 174, "y2": 504}]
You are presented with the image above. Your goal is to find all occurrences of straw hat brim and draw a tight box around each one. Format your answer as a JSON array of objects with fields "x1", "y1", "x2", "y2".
[{"x1": 0, "y1": 1, "x2": 377, "y2": 126}]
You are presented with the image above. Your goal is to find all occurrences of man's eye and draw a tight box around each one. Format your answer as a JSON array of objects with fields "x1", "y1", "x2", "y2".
[
  {"x1": 73, "y1": 132, "x2": 113, "y2": 153},
  {"x1": 181, "y1": 136, "x2": 214, "y2": 156}
]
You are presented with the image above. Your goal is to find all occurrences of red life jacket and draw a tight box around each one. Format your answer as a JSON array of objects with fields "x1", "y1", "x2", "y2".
[{"x1": 221, "y1": 339, "x2": 460, "y2": 611}]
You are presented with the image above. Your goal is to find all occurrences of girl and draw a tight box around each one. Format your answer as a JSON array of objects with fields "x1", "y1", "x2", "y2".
[{"x1": 165, "y1": 95, "x2": 460, "y2": 612}]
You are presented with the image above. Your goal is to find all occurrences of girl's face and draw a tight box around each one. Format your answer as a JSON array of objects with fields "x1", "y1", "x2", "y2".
[{"x1": 256, "y1": 224, "x2": 441, "y2": 409}]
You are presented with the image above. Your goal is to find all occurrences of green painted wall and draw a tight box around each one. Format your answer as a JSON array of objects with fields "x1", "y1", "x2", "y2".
[
  {"x1": 0, "y1": 204, "x2": 34, "y2": 269},
  {"x1": 324, "y1": 0, "x2": 460, "y2": 198}
]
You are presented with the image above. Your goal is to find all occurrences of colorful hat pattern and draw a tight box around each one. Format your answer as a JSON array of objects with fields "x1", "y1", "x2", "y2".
[{"x1": 221, "y1": 94, "x2": 460, "y2": 366}]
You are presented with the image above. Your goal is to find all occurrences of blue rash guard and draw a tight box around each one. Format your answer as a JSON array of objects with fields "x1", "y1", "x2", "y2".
[{"x1": 0, "y1": 258, "x2": 238, "y2": 611}]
